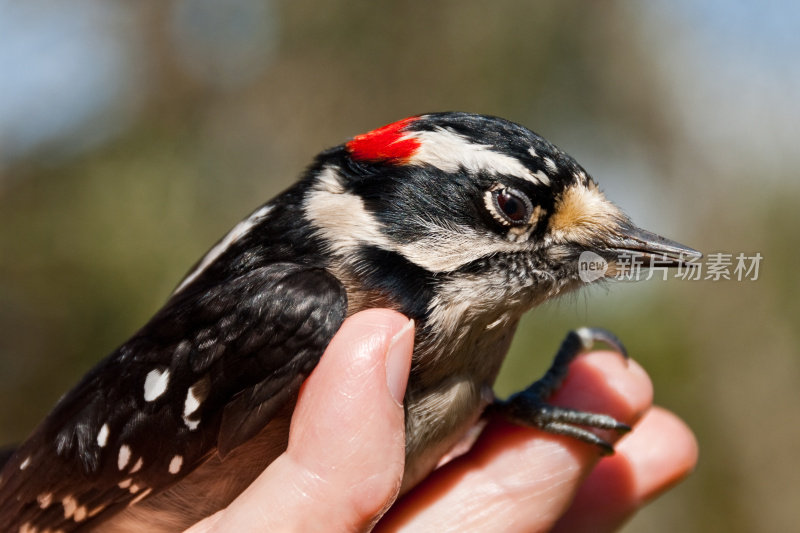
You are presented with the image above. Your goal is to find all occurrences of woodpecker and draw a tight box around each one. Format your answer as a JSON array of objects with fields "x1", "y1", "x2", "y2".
[{"x1": 0, "y1": 112, "x2": 700, "y2": 532}]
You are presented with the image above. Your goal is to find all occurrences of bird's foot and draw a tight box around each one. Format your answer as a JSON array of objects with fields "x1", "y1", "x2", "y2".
[{"x1": 491, "y1": 328, "x2": 631, "y2": 455}]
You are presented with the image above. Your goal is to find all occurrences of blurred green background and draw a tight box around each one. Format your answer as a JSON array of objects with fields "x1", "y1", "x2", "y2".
[{"x1": 1, "y1": 1, "x2": 798, "y2": 531}]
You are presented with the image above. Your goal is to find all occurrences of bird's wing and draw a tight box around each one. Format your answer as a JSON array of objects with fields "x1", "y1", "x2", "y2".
[{"x1": 0, "y1": 263, "x2": 347, "y2": 532}]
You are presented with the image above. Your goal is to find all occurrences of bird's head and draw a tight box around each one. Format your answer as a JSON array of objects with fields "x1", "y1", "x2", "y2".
[{"x1": 303, "y1": 112, "x2": 700, "y2": 325}]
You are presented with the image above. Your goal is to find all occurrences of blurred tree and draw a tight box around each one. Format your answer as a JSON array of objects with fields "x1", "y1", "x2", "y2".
[{"x1": 1, "y1": 1, "x2": 798, "y2": 531}]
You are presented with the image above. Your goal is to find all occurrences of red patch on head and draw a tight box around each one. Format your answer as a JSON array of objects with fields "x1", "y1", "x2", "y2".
[{"x1": 346, "y1": 117, "x2": 421, "y2": 163}]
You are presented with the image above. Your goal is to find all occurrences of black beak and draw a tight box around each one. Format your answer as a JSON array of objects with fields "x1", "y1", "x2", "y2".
[{"x1": 606, "y1": 222, "x2": 702, "y2": 267}]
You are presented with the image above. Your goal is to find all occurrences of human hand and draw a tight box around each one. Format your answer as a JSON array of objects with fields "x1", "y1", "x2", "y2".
[{"x1": 185, "y1": 309, "x2": 697, "y2": 533}]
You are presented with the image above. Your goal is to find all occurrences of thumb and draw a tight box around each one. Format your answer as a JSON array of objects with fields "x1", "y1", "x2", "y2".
[{"x1": 189, "y1": 309, "x2": 415, "y2": 533}]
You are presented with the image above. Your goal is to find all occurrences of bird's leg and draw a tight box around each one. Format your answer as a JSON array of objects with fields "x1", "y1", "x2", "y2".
[{"x1": 491, "y1": 327, "x2": 631, "y2": 455}]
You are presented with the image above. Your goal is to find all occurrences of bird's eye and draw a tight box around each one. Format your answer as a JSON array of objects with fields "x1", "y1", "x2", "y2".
[{"x1": 492, "y1": 188, "x2": 533, "y2": 225}]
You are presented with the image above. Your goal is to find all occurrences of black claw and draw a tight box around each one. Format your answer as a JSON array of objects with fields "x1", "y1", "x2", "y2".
[
  {"x1": 583, "y1": 434, "x2": 616, "y2": 456},
  {"x1": 597, "y1": 440, "x2": 615, "y2": 456},
  {"x1": 575, "y1": 327, "x2": 628, "y2": 359},
  {"x1": 494, "y1": 397, "x2": 630, "y2": 455},
  {"x1": 537, "y1": 420, "x2": 616, "y2": 455},
  {"x1": 615, "y1": 422, "x2": 632, "y2": 434}
]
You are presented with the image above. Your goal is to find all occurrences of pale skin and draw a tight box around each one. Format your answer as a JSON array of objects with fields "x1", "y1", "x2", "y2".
[{"x1": 185, "y1": 309, "x2": 698, "y2": 533}]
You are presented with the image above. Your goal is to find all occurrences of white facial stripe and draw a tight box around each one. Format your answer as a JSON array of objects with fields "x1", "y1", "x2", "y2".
[
  {"x1": 397, "y1": 228, "x2": 526, "y2": 272},
  {"x1": 406, "y1": 128, "x2": 551, "y2": 186},
  {"x1": 173, "y1": 204, "x2": 274, "y2": 295},
  {"x1": 304, "y1": 188, "x2": 393, "y2": 254},
  {"x1": 315, "y1": 165, "x2": 345, "y2": 193},
  {"x1": 305, "y1": 187, "x2": 528, "y2": 273}
]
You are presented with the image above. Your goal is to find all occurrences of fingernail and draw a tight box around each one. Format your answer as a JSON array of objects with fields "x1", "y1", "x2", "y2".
[{"x1": 386, "y1": 318, "x2": 415, "y2": 406}]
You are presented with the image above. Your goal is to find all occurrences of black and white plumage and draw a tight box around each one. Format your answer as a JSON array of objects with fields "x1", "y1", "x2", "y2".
[{"x1": 0, "y1": 112, "x2": 700, "y2": 532}]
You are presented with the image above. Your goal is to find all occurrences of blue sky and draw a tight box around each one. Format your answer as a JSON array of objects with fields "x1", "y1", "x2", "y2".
[
  {"x1": 0, "y1": 0, "x2": 141, "y2": 166},
  {"x1": 639, "y1": 0, "x2": 800, "y2": 180}
]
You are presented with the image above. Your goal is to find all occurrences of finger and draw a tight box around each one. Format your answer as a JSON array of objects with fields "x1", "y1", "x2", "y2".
[
  {"x1": 552, "y1": 406, "x2": 698, "y2": 533},
  {"x1": 377, "y1": 351, "x2": 653, "y2": 532},
  {"x1": 187, "y1": 309, "x2": 415, "y2": 533}
]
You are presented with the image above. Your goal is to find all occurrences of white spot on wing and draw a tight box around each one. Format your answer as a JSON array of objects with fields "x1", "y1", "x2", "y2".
[
  {"x1": 129, "y1": 487, "x2": 153, "y2": 507},
  {"x1": 37, "y1": 492, "x2": 53, "y2": 509},
  {"x1": 62, "y1": 495, "x2": 78, "y2": 519},
  {"x1": 182, "y1": 380, "x2": 207, "y2": 430},
  {"x1": 143, "y1": 368, "x2": 170, "y2": 402},
  {"x1": 168, "y1": 455, "x2": 183, "y2": 474},
  {"x1": 96, "y1": 423, "x2": 110, "y2": 448},
  {"x1": 543, "y1": 157, "x2": 557, "y2": 174},
  {"x1": 74, "y1": 505, "x2": 88, "y2": 522},
  {"x1": 407, "y1": 128, "x2": 550, "y2": 185},
  {"x1": 118, "y1": 478, "x2": 132, "y2": 489},
  {"x1": 129, "y1": 457, "x2": 143, "y2": 473},
  {"x1": 184, "y1": 393, "x2": 199, "y2": 415},
  {"x1": 19, "y1": 456, "x2": 31, "y2": 470},
  {"x1": 117, "y1": 445, "x2": 131, "y2": 470},
  {"x1": 173, "y1": 204, "x2": 273, "y2": 294}
]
